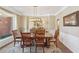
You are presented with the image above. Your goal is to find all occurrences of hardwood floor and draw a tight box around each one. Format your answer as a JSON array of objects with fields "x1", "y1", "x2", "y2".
[
  {"x1": 57, "y1": 41, "x2": 72, "y2": 53},
  {"x1": 0, "y1": 39, "x2": 72, "y2": 53}
]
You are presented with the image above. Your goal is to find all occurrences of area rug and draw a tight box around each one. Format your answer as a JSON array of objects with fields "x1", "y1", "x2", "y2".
[{"x1": 7, "y1": 43, "x2": 62, "y2": 53}]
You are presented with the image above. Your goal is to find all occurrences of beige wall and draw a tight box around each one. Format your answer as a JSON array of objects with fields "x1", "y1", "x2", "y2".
[
  {"x1": 17, "y1": 15, "x2": 24, "y2": 29},
  {"x1": 56, "y1": 6, "x2": 79, "y2": 37},
  {"x1": 49, "y1": 16, "x2": 57, "y2": 29},
  {"x1": 17, "y1": 16, "x2": 30, "y2": 32}
]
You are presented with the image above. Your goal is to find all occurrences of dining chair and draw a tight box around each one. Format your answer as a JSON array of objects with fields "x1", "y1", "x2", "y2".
[
  {"x1": 35, "y1": 35, "x2": 45, "y2": 53},
  {"x1": 12, "y1": 30, "x2": 21, "y2": 46},
  {"x1": 50, "y1": 29, "x2": 59, "y2": 47},
  {"x1": 20, "y1": 32, "x2": 32, "y2": 53},
  {"x1": 35, "y1": 27, "x2": 45, "y2": 35},
  {"x1": 35, "y1": 28, "x2": 45, "y2": 53}
]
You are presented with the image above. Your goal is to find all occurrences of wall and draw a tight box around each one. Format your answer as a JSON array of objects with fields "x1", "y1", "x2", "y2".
[
  {"x1": 56, "y1": 6, "x2": 79, "y2": 52},
  {"x1": 17, "y1": 15, "x2": 26, "y2": 31},
  {"x1": 48, "y1": 16, "x2": 57, "y2": 30},
  {"x1": 17, "y1": 16, "x2": 29, "y2": 32},
  {"x1": 47, "y1": 16, "x2": 57, "y2": 35}
]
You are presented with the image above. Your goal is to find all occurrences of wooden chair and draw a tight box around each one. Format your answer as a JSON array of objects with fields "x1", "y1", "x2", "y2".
[
  {"x1": 50, "y1": 29, "x2": 59, "y2": 47},
  {"x1": 20, "y1": 32, "x2": 32, "y2": 53},
  {"x1": 12, "y1": 30, "x2": 21, "y2": 46},
  {"x1": 35, "y1": 27, "x2": 45, "y2": 35},
  {"x1": 35, "y1": 28, "x2": 45, "y2": 53}
]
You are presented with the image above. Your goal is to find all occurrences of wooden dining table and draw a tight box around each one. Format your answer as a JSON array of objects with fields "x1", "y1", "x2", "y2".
[{"x1": 21, "y1": 32, "x2": 53, "y2": 48}]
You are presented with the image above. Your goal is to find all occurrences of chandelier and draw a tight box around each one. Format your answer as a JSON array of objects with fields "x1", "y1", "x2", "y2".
[
  {"x1": 33, "y1": 6, "x2": 38, "y2": 17},
  {"x1": 31, "y1": 6, "x2": 43, "y2": 27}
]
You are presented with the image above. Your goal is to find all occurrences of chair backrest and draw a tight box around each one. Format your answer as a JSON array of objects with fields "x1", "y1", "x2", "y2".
[
  {"x1": 35, "y1": 28, "x2": 45, "y2": 43},
  {"x1": 21, "y1": 32, "x2": 31, "y2": 43},
  {"x1": 35, "y1": 27, "x2": 45, "y2": 35},
  {"x1": 12, "y1": 30, "x2": 21, "y2": 39},
  {"x1": 35, "y1": 35, "x2": 45, "y2": 43}
]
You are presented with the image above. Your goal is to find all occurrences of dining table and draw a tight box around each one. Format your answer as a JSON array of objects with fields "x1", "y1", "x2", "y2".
[{"x1": 21, "y1": 32, "x2": 53, "y2": 48}]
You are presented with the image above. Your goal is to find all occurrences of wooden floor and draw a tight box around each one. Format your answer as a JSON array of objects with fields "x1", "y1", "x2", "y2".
[
  {"x1": 58, "y1": 41, "x2": 72, "y2": 53},
  {"x1": 0, "y1": 40, "x2": 72, "y2": 53}
]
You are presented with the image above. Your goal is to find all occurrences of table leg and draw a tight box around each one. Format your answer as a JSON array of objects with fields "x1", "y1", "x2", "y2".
[{"x1": 46, "y1": 38, "x2": 50, "y2": 48}]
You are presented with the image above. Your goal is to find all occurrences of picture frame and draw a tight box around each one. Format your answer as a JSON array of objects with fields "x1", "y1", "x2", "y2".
[{"x1": 63, "y1": 11, "x2": 79, "y2": 26}]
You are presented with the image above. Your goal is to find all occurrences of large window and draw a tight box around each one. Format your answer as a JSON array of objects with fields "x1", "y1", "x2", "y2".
[{"x1": 0, "y1": 17, "x2": 12, "y2": 39}]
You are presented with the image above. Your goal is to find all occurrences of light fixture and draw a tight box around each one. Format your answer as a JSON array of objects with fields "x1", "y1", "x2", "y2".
[
  {"x1": 33, "y1": 6, "x2": 40, "y2": 20},
  {"x1": 33, "y1": 6, "x2": 42, "y2": 21},
  {"x1": 31, "y1": 6, "x2": 43, "y2": 28}
]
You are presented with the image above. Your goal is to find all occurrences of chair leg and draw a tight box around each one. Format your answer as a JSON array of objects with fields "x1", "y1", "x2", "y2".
[
  {"x1": 35, "y1": 46, "x2": 37, "y2": 53},
  {"x1": 22, "y1": 46, "x2": 24, "y2": 53},
  {"x1": 14, "y1": 41, "x2": 16, "y2": 47},
  {"x1": 56, "y1": 42, "x2": 57, "y2": 47},
  {"x1": 20, "y1": 41, "x2": 22, "y2": 47},
  {"x1": 54, "y1": 42, "x2": 57, "y2": 47},
  {"x1": 20, "y1": 42, "x2": 21, "y2": 46},
  {"x1": 30, "y1": 45, "x2": 31, "y2": 53},
  {"x1": 43, "y1": 46, "x2": 45, "y2": 53}
]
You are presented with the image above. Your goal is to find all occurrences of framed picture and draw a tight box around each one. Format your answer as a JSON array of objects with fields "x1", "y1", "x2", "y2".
[{"x1": 63, "y1": 11, "x2": 79, "y2": 26}]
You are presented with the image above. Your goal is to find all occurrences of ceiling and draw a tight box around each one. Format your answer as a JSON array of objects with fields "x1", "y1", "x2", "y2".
[{"x1": 1, "y1": 6, "x2": 67, "y2": 16}]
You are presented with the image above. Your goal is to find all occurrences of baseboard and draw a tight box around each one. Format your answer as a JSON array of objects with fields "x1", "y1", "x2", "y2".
[
  {"x1": 60, "y1": 32, "x2": 79, "y2": 53},
  {"x1": 58, "y1": 41, "x2": 72, "y2": 53}
]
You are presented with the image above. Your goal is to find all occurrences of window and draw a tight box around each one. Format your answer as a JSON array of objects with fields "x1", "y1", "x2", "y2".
[{"x1": 0, "y1": 17, "x2": 12, "y2": 39}]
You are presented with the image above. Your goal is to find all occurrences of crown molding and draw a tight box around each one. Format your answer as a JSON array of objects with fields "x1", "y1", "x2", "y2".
[
  {"x1": 0, "y1": 6, "x2": 22, "y2": 15},
  {"x1": 0, "y1": 6, "x2": 68, "y2": 16},
  {"x1": 55, "y1": 6, "x2": 68, "y2": 16},
  {"x1": 22, "y1": 13, "x2": 55, "y2": 16}
]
